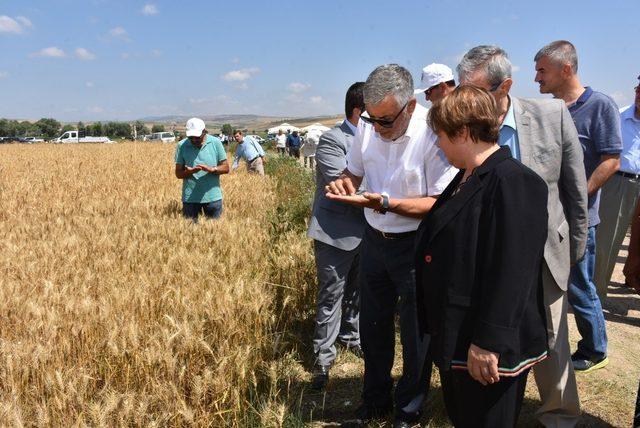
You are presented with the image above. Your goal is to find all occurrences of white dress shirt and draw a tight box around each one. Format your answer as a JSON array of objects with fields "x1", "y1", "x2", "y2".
[{"x1": 346, "y1": 103, "x2": 458, "y2": 233}]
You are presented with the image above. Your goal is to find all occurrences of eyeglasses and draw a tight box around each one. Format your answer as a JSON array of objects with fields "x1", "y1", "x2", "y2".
[
  {"x1": 360, "y1": 101, "x2": 408, "y2": 128},
  {"x1": 424, "y1": 85, "x2": 438, "y2": 97}
]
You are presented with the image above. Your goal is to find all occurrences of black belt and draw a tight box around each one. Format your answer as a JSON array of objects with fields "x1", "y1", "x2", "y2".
[
  {"x1": 248, "y1": 156, "x2": 260, "y2": 163},
  {"x1": 616, "y1": 171, "x2": 640, "y2": 180},
  {"x1": 368, "y1": 225, "x2": 416, "y2": 240}
]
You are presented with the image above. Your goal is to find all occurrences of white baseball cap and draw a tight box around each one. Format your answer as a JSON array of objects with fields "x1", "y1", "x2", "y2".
[
  {"x1": 185, "y1": 117, "x2": 206, "y2": 137},
  {"x1": 414, "y1": 63, "x2": 455, "y2": 94}
]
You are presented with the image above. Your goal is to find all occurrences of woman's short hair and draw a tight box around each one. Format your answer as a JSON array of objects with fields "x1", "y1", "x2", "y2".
[{"x1": 427, "y1": 85, "x2": 500, "y2": 144}]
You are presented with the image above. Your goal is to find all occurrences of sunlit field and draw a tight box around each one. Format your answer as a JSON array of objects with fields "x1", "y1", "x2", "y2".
[
  {"x1": 0, "y1": 141, "x2": 316, "y2": 426},
  {"x1": 0, "y1": 142, "x2": 638, "y2": 427}
]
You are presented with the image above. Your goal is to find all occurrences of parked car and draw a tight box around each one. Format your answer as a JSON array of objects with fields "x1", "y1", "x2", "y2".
[
  {"x1": 246, "y1": 135, "x2": 265, "y2": 144},
  {"x1": 52, "y1": 130, "x2": 112, "y2": 144},
  {"x1": 147, "y1": 132, "x2": 176, "y2": 143},
  {"x1": 20, "y1": 137, "x2": 45, "y2": 143}
]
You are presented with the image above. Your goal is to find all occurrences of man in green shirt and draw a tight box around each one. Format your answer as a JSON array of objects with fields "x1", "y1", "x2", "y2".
[{"x1": 175, "y1": 117, "x2": 229, "y2": 220}]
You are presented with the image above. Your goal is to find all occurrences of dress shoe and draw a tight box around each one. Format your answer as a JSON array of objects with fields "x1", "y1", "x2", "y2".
[
  {"x1": 310, "y1": 365, "x2": 330, "y2": 391},
  {"x1": 341, "y1": 402, "x2": 393, "y2": 427}
]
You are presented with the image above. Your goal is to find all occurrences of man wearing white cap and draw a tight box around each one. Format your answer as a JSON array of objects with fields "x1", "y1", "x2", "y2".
[
  {"x1": 175, "y1": 117, "x2": 229, "y2": 220},
  {"x1": 415, "y1": 63, "x2": 456, "y2": 104}
]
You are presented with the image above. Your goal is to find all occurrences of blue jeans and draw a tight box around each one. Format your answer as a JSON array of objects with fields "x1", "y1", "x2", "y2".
[
  {"x1": 568, "y1": 226, "x2": 607, "y2": 360},
  {"x1": 182, "y1": 200, "x2": 223, "y2": 221}
]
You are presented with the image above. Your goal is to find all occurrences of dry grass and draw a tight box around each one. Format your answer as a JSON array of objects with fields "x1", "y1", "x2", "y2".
[{"x1": 0, "y1": 142, "x2": 638, "y2": 427}]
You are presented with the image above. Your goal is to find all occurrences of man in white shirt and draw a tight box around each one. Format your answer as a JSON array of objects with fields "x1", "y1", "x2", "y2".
[
  {"x1": 275, "y1": 129, "x2": 287, "y2": 155},
  {"x1": 326, "y1": 64, "x2": 457, "y2": 427}
]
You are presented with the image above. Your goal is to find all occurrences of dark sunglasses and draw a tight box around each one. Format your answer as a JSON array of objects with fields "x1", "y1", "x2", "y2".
[
  {"x1": 424, "y1": 85, "x2": 438, "y2": 97},
  {"x1": 360, "y1": 101, "x2": 408, "y2": 128}
]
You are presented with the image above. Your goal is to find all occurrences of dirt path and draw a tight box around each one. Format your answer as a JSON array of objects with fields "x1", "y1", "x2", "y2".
[{"x1": 299, "y1": 235, "x2": 639, "y2": 427}]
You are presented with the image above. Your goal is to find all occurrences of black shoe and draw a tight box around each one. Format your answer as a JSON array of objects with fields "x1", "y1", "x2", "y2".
[
  {"x1": 310, "y1": 365, "x2": 330, "y2": 391},
  {"x1": 394, "y1": 409, "x2": 421, "y2": 427},
  {"x1": 341, "y1": 402, "x2": 393, "y2": 427}
]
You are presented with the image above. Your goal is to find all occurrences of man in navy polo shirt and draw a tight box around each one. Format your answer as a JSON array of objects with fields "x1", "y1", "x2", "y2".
[
  {"x1": 535, "y1": 40, "x2": 622, "y2": 373},
  {"x1": 175, "y1": 117, "x2": 230, "y2": 220}
]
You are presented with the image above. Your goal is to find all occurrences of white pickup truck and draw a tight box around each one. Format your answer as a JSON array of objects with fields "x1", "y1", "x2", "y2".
[{"x1": 52, "y1": 130, "x2": 113, "y2": 144}]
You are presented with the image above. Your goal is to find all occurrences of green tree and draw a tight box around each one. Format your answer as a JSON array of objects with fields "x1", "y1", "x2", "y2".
[
  {"x1": 133, "y1": 121, "x2": 149, "y2": 138},
  {"x1": 151, "y1": 124, "x2": 165, "y2": 133},
  {"x1": 91, "y1": 122, "x2": 103, "y2": 136},
  {"x1": 221, "y1": 123, "x2": 233, "y2": 137},
  {"x1": 34, "y1": 118, "x2": 61, "y2": 139},
  {"x1": 61, "y1": 124, "x2": 75, "y2": 133}
]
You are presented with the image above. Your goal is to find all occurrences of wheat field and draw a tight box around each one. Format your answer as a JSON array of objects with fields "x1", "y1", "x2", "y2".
[{"x1": 0, "y1": 142, "x2": 317, "y2": 426}]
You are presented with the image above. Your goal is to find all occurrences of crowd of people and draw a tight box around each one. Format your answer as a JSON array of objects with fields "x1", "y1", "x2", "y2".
[{"x1": 172, "y1": 40, "x2": 640, "y2": 427}]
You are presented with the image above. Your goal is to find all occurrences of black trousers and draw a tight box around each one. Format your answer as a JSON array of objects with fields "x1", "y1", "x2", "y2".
[
  {"x1": 359, "y1": 226, "x2": 431, "y2": 419},
  {"x1": 440, "y1": 368, "x2": 529, "y2": 428}
]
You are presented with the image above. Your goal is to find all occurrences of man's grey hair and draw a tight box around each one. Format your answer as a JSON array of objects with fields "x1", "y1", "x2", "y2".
[
  {"x1": 534, "y1": 40, "x2": 578, "y2": 74},
  {"x1": 457, "y1": 45, "x2": 512, "y2": 88},
  {"x1": 363, "y1": 64, "x2": 414, "y2": 107}
]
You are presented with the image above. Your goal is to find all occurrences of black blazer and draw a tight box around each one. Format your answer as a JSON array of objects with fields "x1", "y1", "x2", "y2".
[{"x1": 415, "y1": 146, "x2": 549, "y2": 376}]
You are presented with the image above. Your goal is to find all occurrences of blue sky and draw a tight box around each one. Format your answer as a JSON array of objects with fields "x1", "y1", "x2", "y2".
[{"x1": 1, "y1": 0, "x2": 638, "y2": 122}]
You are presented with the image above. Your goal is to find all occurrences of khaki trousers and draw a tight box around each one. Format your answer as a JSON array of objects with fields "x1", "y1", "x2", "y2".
[
  {"x1": 248, "y1": 157, "x2": 264, "y2": 175},
  {"x1": 533, "y1": 262, "x2": 581, "y2": 428},
  {"x1": 594, "y1": 173, "x2": 640, "y2": 299}
]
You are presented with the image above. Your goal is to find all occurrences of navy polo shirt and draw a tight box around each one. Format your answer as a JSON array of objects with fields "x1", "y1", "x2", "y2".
[{"x1": 568, "y1": 87, "x2": 622, "y2": 226}]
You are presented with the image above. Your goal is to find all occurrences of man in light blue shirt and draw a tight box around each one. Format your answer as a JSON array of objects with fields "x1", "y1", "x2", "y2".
[
  {"x1": 175, "y1": 117, "x2": 229, "y2": 220},
  {"x1": 232, "y1": 130, "x2": 266, "y2": 175},
  {"x1": 499, "y1": 97, "x2": 520, "y2": 160},
  {"x1": 596, "y1": 76, "x2": 640, "y2": 295}
]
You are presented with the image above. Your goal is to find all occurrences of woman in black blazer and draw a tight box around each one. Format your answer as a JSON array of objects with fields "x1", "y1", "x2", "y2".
[{"x1": 415, "y1": 86, "x2": 549, "y2": 427}]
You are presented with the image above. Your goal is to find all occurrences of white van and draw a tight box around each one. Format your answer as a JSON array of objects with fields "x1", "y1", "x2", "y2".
[{"x1": 148, "y1": 132, "x2": 176, "y2": 143}]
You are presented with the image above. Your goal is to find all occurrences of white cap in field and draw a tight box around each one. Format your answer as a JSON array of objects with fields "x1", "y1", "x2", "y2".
[
  {"x1": 185, "y1": 117, "x2": 206, "y2": 137},
  {"x1": 414, "y1": 63, "x2": 455, "y2": 94}
]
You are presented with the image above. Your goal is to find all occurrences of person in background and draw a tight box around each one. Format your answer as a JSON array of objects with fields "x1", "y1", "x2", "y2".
[
  {"x1": 174, "y1": 117, "x2": 229, "y2": 220},
  {"x1": 307, "y1": 81, "x2": 366, "y2": 391},
  {"x1": 534, "y1": 40, "x2": 622, "y2": 374},
  {"x1": 231, "y1": 130, "x2": 266, "y2": 175},
  {"x1": 326, "y1": 64, "x2": 457, "y2": 427},
  {"x1": 301, "y1": 129, "x2": 321, "y2": 169},
  {"x1": 287, "y1": 130, "x2": 302, "y2": 158},
  {"x1": 458, "y1": 45, "x2": 587, "y2": 427},
  {"x1": 596, "y1": 76, "x2": 640, "y2": 293},
  {"x1": 418, "y1": 84, "x2": 549, "y2": 428},
  {"x1": 275, "y1": 129, "x2": 287, "y2": 155},
  {"x1": 415, "y1": 63, "x2": 456, "y2": 104}
]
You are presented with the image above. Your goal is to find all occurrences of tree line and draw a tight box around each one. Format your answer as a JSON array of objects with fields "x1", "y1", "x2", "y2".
[{"x1": 0, "y1": 118, "x2": 168, "y2": 139}]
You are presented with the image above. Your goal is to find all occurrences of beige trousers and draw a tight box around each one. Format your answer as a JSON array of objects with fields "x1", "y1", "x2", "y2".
[
  {"x1": 248, "y1": 157, "x2": 264, "y2": 175},
  {"x1": 533, "y1": 262, "x2": 581, "y2": 427}
]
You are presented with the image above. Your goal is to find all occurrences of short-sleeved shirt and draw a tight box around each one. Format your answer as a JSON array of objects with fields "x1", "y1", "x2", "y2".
[
  {"x1": 620, "y1": 105, "x2": 640, "y2": 174},
  {"x1": 175, "y1": 135, "x2": 227, "y2": 203},
  {"x1": 347, "y1": 103, "x2": 458, "y2": 233},
  {"x1": 567, "y1": 87, "x2": 623, "y2": 226},
  {"x1": 275, "y1": 134, "x2": 287, "y2": 148}
]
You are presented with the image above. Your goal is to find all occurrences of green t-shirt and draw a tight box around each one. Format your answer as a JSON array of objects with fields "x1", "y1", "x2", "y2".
[{"x1": 175, "y1": 135, "x2": 227, "y2": 203}]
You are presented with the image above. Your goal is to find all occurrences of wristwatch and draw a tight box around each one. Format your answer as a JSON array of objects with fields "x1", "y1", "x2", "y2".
[{"x1": 379, "y1": 193, "x2": 390, "y2": 215}]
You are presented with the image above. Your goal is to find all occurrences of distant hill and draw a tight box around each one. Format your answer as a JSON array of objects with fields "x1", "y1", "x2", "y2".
[{"x1": 139, "y1": 114, "x2": 343, "y2": 133}]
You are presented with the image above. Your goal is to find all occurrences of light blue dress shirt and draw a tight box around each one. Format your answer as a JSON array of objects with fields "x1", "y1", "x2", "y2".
[
  {"x1": 498, "y1": 97, "x2": 520, "y2": 161},
  {"x1": 620, "y1": 105, "x2": 640, "y2": 174},
  {"x1": 232, "y1": 136, "x2": 265, "y2": 169}
]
